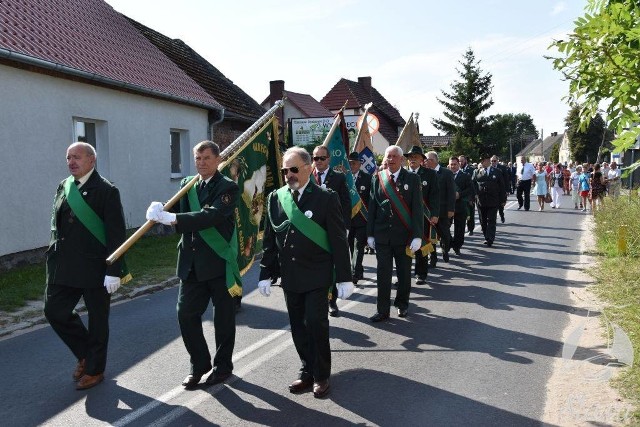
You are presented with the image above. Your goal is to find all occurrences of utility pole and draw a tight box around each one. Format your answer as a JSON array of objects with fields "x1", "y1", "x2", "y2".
[{"x1": 540, "y1": 128, "x2": 544, "y2": 162}]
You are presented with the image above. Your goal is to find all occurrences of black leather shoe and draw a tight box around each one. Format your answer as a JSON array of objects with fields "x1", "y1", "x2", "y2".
[
  {"x1": 486, "y1": 241, "x2": 493, "y2": 247},
  {"x1": 500, "y1": 216, "x2": 505, "y2": 223},
  {"x1": 329, "y1": 301, "x2": 340, "y2": 317},
  {"x1": 442, "y1": 251, "x2": 449, "y2": 262},
  {"x1": 453, "y1": 247, "x2": 461, "y2": 256},
  {"x1": 517, "y1": 206, "x2": 522, "y2": 210},
  {"x1": 416, "y1": 276, "x2": 427, "y2": 285},
  {"x1": 429, "y1": 256, "x2": 437, "y2": 268},
  {"x1": 370, "y1": 312, "x2": 390, "y2": 323},
  {"x1": 205, "y1": 371, "x2": 232, "y2": 386},
  {"x1": 468, "y1": 230, "x2": 473, "y2": 235},
  {"x1": 313, "y1": 380, "x2": 330, "y2": 398},
  {"x1": 289, "y1": 378, "x2": 313, "y2": 394},
  {"x1": 483, "y1": 240, "x2": 489, "y2": 245},
  {"x1": 182, "y1": 374, "x2": 203, "y2": 389},
  {"x1": 397, "y1": 308, "x2": 408, "y2": 318}
]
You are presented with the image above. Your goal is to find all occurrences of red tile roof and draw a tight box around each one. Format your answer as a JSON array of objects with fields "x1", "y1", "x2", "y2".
[
  {"x1": 0, "y1": 0, "x2": 222, "y2": 110},
  {"x1": 126, "y1": 16, "x2": 264, "y2": 122},
  {"x1": 281, "y1": 90, "x2": 333, "y2": 118},
  {"x1": 321, "y1": 78, "x2": 405, "y2": 144}
]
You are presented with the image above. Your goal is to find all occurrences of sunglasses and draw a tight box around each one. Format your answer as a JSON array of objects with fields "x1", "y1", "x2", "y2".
[
  {"x1": 491, "y1": 160, "x2": 498, "y2": 162},
  {"x1": 281, "y1": 166, "x2": 301, "y2": 174},
  {"x1": 313, "y1": 156, "x2": 328, "y2": 161}
]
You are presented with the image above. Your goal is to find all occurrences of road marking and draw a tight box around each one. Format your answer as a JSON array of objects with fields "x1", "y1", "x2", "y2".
[{"x1": 114, "y1": 284, "x2": 378, "y2": 426}]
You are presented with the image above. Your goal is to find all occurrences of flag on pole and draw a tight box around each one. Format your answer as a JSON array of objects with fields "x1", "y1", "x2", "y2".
[
  {"x1": 395, "y1": 112, "x2": 421, "y2": 152},
  {"x1": 221, "y1": 116, "x2": 282, "y2": 276},
  {"x1": 353, "y1": 102, "x2": 377, "y2": 175},
  {"x1": 322, "y1": 110, "x2": 363, "y2": 219}
]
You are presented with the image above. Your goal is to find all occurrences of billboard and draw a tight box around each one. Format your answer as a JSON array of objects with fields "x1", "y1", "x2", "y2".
[{"x1": 290, "y1": 115, "x2": 360, "y2": 147}]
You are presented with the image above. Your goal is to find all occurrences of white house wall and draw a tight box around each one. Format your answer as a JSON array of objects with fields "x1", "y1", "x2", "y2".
[{"x1": 0, "y1": 65, "x2": 210, "y2": 256}]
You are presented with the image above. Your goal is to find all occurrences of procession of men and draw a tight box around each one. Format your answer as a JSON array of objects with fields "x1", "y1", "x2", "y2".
[{"x1": 46, "y1": 138, "x2": 514, "y2": 399}]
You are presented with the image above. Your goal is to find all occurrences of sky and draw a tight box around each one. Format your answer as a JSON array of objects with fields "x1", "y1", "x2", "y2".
[{"x1": 105, "y1": 0, "x2": 587, "y2": 137}]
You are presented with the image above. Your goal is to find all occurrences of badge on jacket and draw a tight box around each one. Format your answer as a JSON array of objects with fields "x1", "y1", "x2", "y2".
[{"x1": 221, "y1": 194, "x2": 231, "y2": 204}]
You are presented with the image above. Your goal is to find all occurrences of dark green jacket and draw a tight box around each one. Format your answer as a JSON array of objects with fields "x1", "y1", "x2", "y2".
[
  {"x1": 367, "y1": 168, "x2": 424, "y2": 246},
  {"x1": 410, "y1": 166, "x2": 440, "y2": 218},
  {"x1": 351, "y1": 171, "x2": 372, "y2": 228},
  {"x1": 435, "y1": 165, "x2": 456, "y2": 216},
  {"x1": 315, "y1": 168, "x2": 350, "y2": 230},
  {"x1": 472, "y1": 166, "x2": 506, "y2": 207},
  {"x1": 173, "y1": 171, "x2": 239, "y2": 282},
  {"x1": 46, "y1": 170, "x2": 125, "y2": 288},
  {"x1": 453, "y1": 170, "x2": 473, "y2": 214},
  {"x1": 260, "y1": 182, "x2": 352, "y2": 292}
]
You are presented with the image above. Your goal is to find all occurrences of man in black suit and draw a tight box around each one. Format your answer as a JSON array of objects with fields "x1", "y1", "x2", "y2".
[
  {"x1": 312, "y1": 145, "x2": 350, "y2": 317},
  {"x1": 367, "y1": 146, "x2": 423, "y2": 321},
  {"x1": 472, "y1": 154, "x2": 507, "y2": 247},
  {"x1": 146, "y1": 140, "x2": 240, "y2": 390},
  {"x1": 44, "y1": 142, "x2": 126, "y2": 390},
  {"x1": 404, "y1": 146, "x2": 439, "y2": 284},
  {"x1": 347, "y1": 152, "x2": 371, "y2": 283},
  {"x1": 491, "y1": 156, "x2": 511, "y2": 223},
  {"x1": 459, "y1": 155, "x2": 476, "y2": 235},
  {"x1": 426, "y1": 151, "x2": 456, "y2": 266},
  {"x1": 448, "y1": 156, "x2": 473, "y2": 255},
  {"x1": 259, "y1": 146, "x2": 353, "y2": 399}
]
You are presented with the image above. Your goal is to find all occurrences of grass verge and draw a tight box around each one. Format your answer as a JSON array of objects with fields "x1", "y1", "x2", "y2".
[
  {"x1": 0, "y1": 233, "x2": 179, "y2": 312},
  {"x1": 592, "y1": 194, "x2": 640, "y2": 421}
]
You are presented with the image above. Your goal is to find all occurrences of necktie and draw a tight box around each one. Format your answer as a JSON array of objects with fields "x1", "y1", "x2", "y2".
[
  {"x1": 197, "y1": 180, "x2": 206, "y2": 195},
  {"x1": 390, "y1": 173, "x2": 396, "y2": 186},
  {"x1": 317, "y1": 171, "x2": 323, "y2": 185},
  {"x1": 74, "y1": 180, "x2": 80, "y2": 186},
  {"x1": 292, "y1": 190, "x2": 300, "y2": 206}
]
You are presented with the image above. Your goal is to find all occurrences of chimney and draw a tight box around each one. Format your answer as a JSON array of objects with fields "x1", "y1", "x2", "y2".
[
  {"x1": 358, "y1": 76, "x2": 372, "y2": 93},
  {"x1": 269, "y1": 80, "x2": 285, "y2": 105}
]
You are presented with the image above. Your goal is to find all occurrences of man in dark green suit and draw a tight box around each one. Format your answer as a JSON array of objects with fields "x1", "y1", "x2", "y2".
[
  {"x1": 259, "y1": 147, "x2": 353, "y2": 399},
  {"x1": 44, "y1": 142, "x2": 126, "y2": 390},
  {"x1": 146, "y1": 140, "x2": 240, "y2": 390},
  {"x1": 448, "y1": 156, "x2": 473, "y2": 255},
  {"x1": 404, "y1": 146, "x2": 439, "y2": 284},
  {"x1": 312, "y1": 145, "x2": 350, "y2": 317},
  {"x1": 426, "y1": 151, "x2": 456, "y2": 266},
  {"x1": 348, "y1": 152, "x2": 371, "y2": 283},
  {"x1": 368, "y1": 146, "x2": 423, "y2": 321}
]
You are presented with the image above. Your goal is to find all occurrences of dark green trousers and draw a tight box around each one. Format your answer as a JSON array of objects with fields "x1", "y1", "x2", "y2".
[
  {"x1": 177, "y1": 274, "x2": 235, "y2": 376},
  {"x1": 44, "y1": 284, "x2": 110, "y2": 375},
  {"x1": 375, "y1": 243, "x2": 412, "y2": 314}
]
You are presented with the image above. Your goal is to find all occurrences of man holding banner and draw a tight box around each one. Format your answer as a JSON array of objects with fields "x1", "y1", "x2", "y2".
[
  {"x1": 311, "y1": 145, "x2": 350, "y2": 317},
  {"x1": 44, "y1": 142, "x2": 127, "y2": 390},
  {"x1": 367, "y1": 146, "x2": 423, "y2": 321},
  {"x1": 348, "y1": 151, "x2": 371, "y2": 283},
  {"x1": 258, "y1": 147, "x2": 353, "y2": 398},
  {"x1": 146, "y1": 140, "x2": 240, "y2": 390},
  {"x1": 404, "y1": 146, "x2": 439, "y2": 284}
]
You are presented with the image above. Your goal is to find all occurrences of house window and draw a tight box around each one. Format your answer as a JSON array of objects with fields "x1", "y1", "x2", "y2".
[
  {"x1": 73, "y1": 117, "x2": 109, "y2": 176},
  {"x1": 170, "y1": 129, "x2": 189, "y2": 178}
]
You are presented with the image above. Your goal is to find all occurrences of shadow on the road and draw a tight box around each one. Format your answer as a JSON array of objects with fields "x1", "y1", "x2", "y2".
[
  {"x1": 211, "y1": 379, "x2": 355, "y2": 426},
  {"x1": 211, "y1": 370, "x2": 543, "y2": 425}
]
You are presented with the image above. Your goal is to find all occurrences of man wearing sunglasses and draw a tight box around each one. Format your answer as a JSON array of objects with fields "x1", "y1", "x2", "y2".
[
  {"x1": 258, "y1": 147, "x2": 353, "y2": 398},
  {"x1": 312, "y1": 145, "x2": 350, "y2": 317}
]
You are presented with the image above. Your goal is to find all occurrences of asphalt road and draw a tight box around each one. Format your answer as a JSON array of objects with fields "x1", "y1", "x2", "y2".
[{"x1": 0, "y1": 195, "x2": 591, "y2": 426}]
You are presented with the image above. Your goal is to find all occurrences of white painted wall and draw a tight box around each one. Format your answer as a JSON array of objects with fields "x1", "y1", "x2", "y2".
[{"x1": 0, "y1": 65, "x2": 210, "y2": 256}]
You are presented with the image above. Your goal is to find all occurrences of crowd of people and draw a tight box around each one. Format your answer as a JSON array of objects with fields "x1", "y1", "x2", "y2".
[{"x1": 47, "y1": 139, "x2": 619, "y2": 399}]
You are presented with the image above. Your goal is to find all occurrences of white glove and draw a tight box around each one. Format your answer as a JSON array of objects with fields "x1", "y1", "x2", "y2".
[
  {"x1": 367, "y1": 237, "x2": 375, "y2": 250},
  {"x1": 104, "y1": 275, "x2": 120, "y2": 294},
  {"x1": 258, "y1": 279, "x2": 271, "y2": 297},
  {"x1": 409, "y1": 238, "x2": 422, "y2": 252},
  {"x1": 337, "y1": 282, "x2": 354, "y2": 299},
  {"x1": 146, "y1": 201, "x2": 164, "y2": 221},
  {"x1": 154, "y1": 211, "x2": 176, "y2": 225}
]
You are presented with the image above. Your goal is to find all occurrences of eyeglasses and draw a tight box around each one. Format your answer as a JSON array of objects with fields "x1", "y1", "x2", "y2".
[
  {"x1": 313, "y1": 156, "x2": 328, "y2": 161},
  {"x1": 281, "y1": 166, "x2": 301, "y2": 174},
  {"x1": 491, "y1": 160, "x2": 498, "y2": 163}
]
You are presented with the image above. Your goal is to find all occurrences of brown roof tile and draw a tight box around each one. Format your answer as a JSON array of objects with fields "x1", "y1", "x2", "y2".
[
  {"x1": 0, "y1": 0, "x2": 221, "y2": 110},
  {"x1": 126, "y1": 16, "x2": 264, "y2": 122},
  {"x1": 321, "y1": 78, "x2": 405, "y2": 144},
  {"x1": 282, "y1": 90, "x2": 333, "y2": 118}
]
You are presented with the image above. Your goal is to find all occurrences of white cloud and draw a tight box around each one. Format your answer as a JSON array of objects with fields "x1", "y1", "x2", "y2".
[{"x1": 551, "y1": 2, "x2": 568, "y2": 16}]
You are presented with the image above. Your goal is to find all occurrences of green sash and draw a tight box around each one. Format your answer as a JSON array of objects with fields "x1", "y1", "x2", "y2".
[
  {"x1": 379, "y1": 170, "x2": 412, "y2": 231},
  {"x1": 275, "y1": 187, "x2": 331, "y2": 253},
  {"x1": 62, "y1": 176, "x2": 132, "y2": 284},
  {"x1": 187, "y1": 182, "x2": 242, "y2": 297}
]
